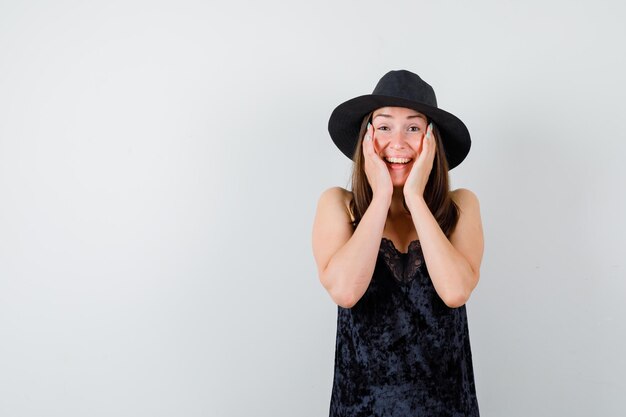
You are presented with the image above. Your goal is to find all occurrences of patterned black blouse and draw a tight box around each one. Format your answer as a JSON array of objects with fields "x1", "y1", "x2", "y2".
[{"x1": 329, "y1": 237, "x2": 480, "y2": 417}]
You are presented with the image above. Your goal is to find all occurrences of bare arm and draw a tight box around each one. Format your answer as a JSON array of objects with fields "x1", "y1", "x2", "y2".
[
  {"x1": 405, "y1": 188, "x2": 484, "y2": 308},
  {"x1": 312, "y1": 187, "x2": 391, "y2": 308}
]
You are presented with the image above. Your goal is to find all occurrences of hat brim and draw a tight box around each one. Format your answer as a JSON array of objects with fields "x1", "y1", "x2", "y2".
[{"x1": 328, "y1": 94, "x2": 471, "y2": 170}]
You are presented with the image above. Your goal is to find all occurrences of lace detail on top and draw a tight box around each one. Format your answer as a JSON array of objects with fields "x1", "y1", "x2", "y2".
[{"x1": 379, "y1": 237, "x2": 424, "y2": 284}]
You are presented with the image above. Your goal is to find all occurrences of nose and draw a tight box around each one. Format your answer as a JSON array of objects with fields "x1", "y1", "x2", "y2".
[{"x1": 388, "y1": 131, "x2": 409, "y2": 150}]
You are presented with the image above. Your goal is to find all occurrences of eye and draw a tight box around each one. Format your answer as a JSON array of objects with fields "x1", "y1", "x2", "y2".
[
  {"x1": 376, "y1": 125, "x2": 390, "y2": 131},
  {"x1": 408, "y1": 126, "x2": 421, "y2": 132}
]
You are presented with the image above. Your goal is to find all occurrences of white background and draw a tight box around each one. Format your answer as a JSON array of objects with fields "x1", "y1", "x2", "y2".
[{"x1": 1, "y1": 1, "x2": 625, "y2": 416}]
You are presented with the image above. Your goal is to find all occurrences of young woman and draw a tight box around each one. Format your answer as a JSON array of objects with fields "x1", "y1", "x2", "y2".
[{"x1": 312, "y1": 70, "x2": 484, "y2": 416}]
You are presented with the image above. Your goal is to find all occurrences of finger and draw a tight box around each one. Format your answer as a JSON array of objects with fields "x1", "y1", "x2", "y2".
[
  {"x1": 423, "y1": 123, "x2": 434, "y2": 153},
  {"x1": 363, "y1": 123, "x2": 372, "y2": 146},
  {"x1": 369, "y1": 124, "x2": 386, "y2": 161},
  {"x1": 427, "y1": 123, "x2": 437, "y2": 156},
  {"x1": 364, "y1": 123, "x2": 381, "y2": 160},
  {"x1": 363, "y1": 126, "x2": 374, "y2": 157},
  {"x1": 422, "y1": 125, "x2": 437, "y2": 167}
]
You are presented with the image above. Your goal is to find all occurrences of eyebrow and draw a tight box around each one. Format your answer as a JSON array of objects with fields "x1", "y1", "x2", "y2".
[{"x1": 373, "y1": 113, "x2": 426, "y2": 121}]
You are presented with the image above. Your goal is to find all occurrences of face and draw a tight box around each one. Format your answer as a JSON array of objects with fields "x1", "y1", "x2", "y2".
[{"x1": 370, "y1": 106, "x2": 429, "y2": 187}]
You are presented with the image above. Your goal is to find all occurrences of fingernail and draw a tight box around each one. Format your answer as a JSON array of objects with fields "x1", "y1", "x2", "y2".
[
  {"x1": 367, "y1": 122, "x2": 371, "y2": 130},
  {"x1": 365, "y1": 134, "x2": 371, "y2": 141}
]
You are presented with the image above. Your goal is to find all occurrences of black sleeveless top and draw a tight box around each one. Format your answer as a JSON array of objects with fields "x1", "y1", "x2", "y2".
[{"x1": 329, "y1": 237, "x2": 480, "y2": 417}]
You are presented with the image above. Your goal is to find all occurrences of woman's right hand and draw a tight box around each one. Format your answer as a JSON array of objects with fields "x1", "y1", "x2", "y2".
[{"x1": 362, "y1": 123, "x2": 393, "y2": 201}]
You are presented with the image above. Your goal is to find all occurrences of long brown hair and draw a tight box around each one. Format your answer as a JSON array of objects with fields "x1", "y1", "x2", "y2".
[{"x1": 348, "y1": 111, "x2": 460, "y2": 237}]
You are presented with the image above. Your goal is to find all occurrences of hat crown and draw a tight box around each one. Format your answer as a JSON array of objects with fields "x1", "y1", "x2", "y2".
[{"x1": 372, "y1": 70, "x2": 438, "y2": 108}]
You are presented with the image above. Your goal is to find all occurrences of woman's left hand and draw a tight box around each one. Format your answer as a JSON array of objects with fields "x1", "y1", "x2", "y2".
[{"x1": 403, "y1": 123, "x2": 436, "y2": 200}]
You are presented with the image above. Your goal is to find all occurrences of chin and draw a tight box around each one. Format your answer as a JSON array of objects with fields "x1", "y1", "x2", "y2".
[
  {"x1": 392, "y1": 180, "x2": 407, "y2": 189},
  {"x1": 390, "y1": 173, "x2": 408, "y2": 185}
]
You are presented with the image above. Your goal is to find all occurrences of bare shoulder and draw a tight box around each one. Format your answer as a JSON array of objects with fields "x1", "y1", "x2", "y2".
[
  {"x1": 322, "y1": 187, "x2": 352, "y2": 201},
  {"x1": 450, "y1": 187, "x2": 480, "y2": 211},
  {"x1": 316, "y1": 186, "x2": 354, "y2": 221},
  {"x1": 312, "y1": 186, "x2": 355, "y2": 272},
  {"x1": 319, "y1": 185, "x2": 353, "y2": 202},
  {"x1": 449, "y1": 188, "x2": 483, "y2": 244},
  {"x1": 446, "y1": 188, "x2": 484, "y2": 290},
  {"x1": 448, "y1": 187, "x2": 484, "y2": 267}
]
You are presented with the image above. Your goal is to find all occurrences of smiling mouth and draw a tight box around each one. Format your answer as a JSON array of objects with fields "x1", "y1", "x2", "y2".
[{"x1": 383, "y1": 156, "x2": 413, "y2": 166}]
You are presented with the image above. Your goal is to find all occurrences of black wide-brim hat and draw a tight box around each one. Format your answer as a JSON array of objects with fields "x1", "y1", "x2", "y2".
[{"x1": 328, "y1": 70, "x2": 471, "y2": 170}]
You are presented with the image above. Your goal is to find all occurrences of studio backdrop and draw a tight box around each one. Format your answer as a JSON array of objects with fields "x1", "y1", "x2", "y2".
[{"x1": 0, "y1": 1, "x2": 624, "y2": 416}]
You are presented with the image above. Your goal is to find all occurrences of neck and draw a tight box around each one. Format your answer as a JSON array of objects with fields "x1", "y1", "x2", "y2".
[{"x1": 389, "y1": 187, "x2": 411, "y2": 218}]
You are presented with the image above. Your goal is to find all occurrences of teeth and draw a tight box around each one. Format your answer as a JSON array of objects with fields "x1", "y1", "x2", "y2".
[{"x1": 385, "y1": 157, "x2": 411, "y2": 164}]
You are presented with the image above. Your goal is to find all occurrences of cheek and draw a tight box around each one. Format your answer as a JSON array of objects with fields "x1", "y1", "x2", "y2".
[
  {"x1": 373, "y1": 140, "x2": 382, "y2": 154},
  {"x1": 373, "y1": 137, "x2": 387, "y2": 153},
  {"x1": 412, "y1": 137, "x2": 424, "y2": 153}
]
